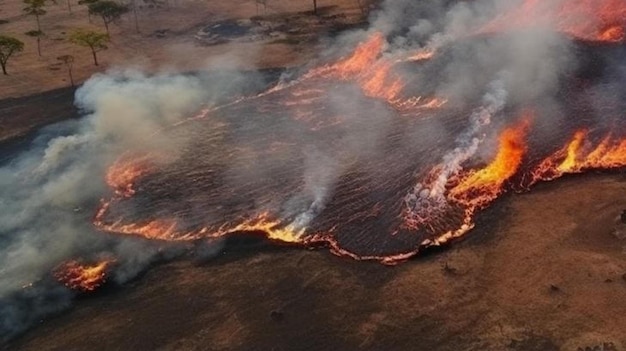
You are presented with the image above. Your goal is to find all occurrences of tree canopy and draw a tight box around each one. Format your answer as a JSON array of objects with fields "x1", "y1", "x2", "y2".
[
  {"x1": 69, "y1": 29, "x2": 108, "y2": 66},
  {"x1": 23, "y1": 0, "x2": 47, "y2": 31},
  {"x1": 88, "y1": 1, "x2": 128, "y2": 35},
  {"x1": 0, "y1": 35, "x2": 25, "y2": 75}
]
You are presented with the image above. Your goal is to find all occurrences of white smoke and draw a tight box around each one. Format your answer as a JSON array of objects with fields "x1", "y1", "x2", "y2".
[
  {"x1": 0, "y1": 70, "x2": 222, "y2": 340},
  {"x1": 404, "y1": 79, "x2": 508, "y2": 217}
]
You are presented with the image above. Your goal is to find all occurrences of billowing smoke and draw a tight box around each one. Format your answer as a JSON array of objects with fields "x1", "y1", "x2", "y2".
[
  {"x1": 0, "y1": 70, "x2": 256, "y2": 339},
  {"x1": 1, "y1": 0, "x2": 621, "y2": 342},
  {"x1": 366, "y1": 0, "x2": 579, "y2": 219}
]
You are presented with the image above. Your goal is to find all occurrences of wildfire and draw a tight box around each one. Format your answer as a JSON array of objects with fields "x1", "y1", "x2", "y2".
[
  {"x1": 478, "y1": 0, "x2": 626, "y2": 43},
  {"x1": 54, "y1": 259, "x2": 114, "y2": 292},
  {"x1": 530, "y1": 130, "x2": 626, "y2": 184},
  {"x1": 307, "y1": 33, "x2": 386, "y2": 79},
  {"x1": 449, "y1": 118, "x2": 531, "y2": 210},
  {"x1": 83, "y1": 3, "x2": 626, "y2": 274},
  {"x1": 96, "y1": 217, "x2": 193, "y2": 241},
  {"x1": 303, "y1": 33, "x2": 406, "y2": 102},
  {"x1": 358, "y1": 61, "x2": 405, "y2": 101},
  {"x1": 95, "y1": 206, "x2": 306, "y2": 244},
  {"x1": 105, "y1": 154, "x2": 154, "y2": 197},
  {"x1": 213, "y1": 212, "x2": 305, "y2": 244}
]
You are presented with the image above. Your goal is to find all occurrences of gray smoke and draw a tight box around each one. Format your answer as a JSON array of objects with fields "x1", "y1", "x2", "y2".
[
  {"x1": 366, "y1": 0, "x2": 577, "y2": 219},
  {"x1": 0, "y1": 0, "x2": 604, "y2": 341},
  {"x1": 0, "y1": 69, "x2": 255, "y2": 340}
]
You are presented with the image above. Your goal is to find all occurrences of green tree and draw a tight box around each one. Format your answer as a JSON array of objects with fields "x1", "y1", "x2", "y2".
[
  {"x1": 57, "y1": 54, "x2": 74, "y2": 86},
  {"x1": 78, "y1": 0, "x2": 98, "y2": 22},
  {"x1": 0, "y1": 35, "x2": 25, "y2": 75},
  {"x1": 25, "y1": 29, "x2": 44, "y2": 56},
  {"x1": 23, "y1": 0, "x2": 47, "y2": 32},
  {"x1": 69, "y1": 30, "x2": 108, "y2": 66},
  {"x1": 88, "y1": 1, "x2": 128, "y2": 35}
]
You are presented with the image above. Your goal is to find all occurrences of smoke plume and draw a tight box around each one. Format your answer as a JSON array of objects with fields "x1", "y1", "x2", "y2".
[{"x1": 1, "y1": 0, "x2": 623, "y2": 342}]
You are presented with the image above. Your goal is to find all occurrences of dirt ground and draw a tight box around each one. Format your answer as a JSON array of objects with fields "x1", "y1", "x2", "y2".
[
  {"x1": 0, "y1": 0, "x2": 368, "y2": 141},
  {"x1": 0, "y1": 0, "x2": 367, "y2": 99},
  {"x1": 3, "y1": 1, "x2": 626, "y2": 350},
  {"x1": 5, "y1": 174, "x2": 626, "y2": 351}
]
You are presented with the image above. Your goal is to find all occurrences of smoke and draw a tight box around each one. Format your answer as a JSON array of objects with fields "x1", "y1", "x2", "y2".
[
  {"x1": 2, "y1": 0, "x2": 620, "y2": 342},
  {"x1": 405, "y1": 78, "x2": 508, "y2": 216},
  {"x1": 0, "y1": 69, "x2": 246, "y2": 340},
  {"x1": 366, "y1": 0, "x2": 579, "y2": 218}
]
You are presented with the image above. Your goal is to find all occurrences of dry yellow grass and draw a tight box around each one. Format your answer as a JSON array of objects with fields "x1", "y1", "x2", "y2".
[{"x1": 0, "y1": 0, "x2": 365, "y2": 98}]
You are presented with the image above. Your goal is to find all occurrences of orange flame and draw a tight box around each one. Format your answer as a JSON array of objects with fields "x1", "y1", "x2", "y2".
[
  {"x1": 97, "y1": 218, "x2": 189, "y2": 241},
  {"x1": 358, "y1": 61, "x2": 405, "y2": 101},
  {"x1": 213, "y1": 212, "x2": 305, "y2": 243},
  {"x1": 106, "y1": 154, "x2": 153, "y2": 197},
  {"x1": 449, "y1": 118, "x2": 531, "y2": 210},
  {"x1": 95, "y1": 208, "x2": 305, "y2": 244},
  {"x1": 308, "y1": 33, "x2": 386, "y2": 79},
  {"x1": 531, "y1": 130, "x2": 626, "y2": 184},
  {"x1": 479, "y1": 0, "x2": 626, "y2": 43},
  {"x1": 54, "y1": 259, "x2": 114, "y2": 292},
  {"x1": 304, "y1": 33, "x2": 406, "y2": 102}
]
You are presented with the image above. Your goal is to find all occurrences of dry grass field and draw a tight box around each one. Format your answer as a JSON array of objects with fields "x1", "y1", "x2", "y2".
[{"x1": 0, "y1": 0, "x2": 366, "y2": 98}]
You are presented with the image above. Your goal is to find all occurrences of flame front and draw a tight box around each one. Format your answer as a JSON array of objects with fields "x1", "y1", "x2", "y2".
[
  {"x1": 531, "y1": 130, "x2": 626, "y2": 185},
  {"x1": 54, "y1": 260, "x2": 114, "y2": 292},
  {"x1": 105, "y1": 154, "x2": 154, "y2": 197},
  {"x1": 85, "y1": 9, "x2": 626, "y2": 273},
  {"x1": 479, "y1": 0, "x2": 626, "y2": 43},
  {"x1": 304, "y1": 33, "x2": 407, "y2": 103},
  {"x1": 213, "y1": 212, "x2": 306, "y2": 243},
  {"x1": 449, "y1": 119, "x2": 530, "y2": 210}
]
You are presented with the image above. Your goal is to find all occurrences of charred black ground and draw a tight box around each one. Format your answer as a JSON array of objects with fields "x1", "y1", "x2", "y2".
[{"x1": 99, "y1": 36, "x2": 626, "y2": 258}]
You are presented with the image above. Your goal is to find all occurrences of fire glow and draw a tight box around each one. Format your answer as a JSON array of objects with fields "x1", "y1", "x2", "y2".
[
  {"x1": 51, "y1": 0, "x2": 626, "y2": 291},
  {"x1": 478, "y1": 0, "x2": 626, "y2": 43},
  {"x1": 54, "y1": 260, "x2": 114, "y2": 292}
]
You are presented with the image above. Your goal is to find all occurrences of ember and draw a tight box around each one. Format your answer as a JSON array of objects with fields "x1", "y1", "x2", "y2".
[{"x1": 54, "y1": 260, "x2": 114, "y2": 293}]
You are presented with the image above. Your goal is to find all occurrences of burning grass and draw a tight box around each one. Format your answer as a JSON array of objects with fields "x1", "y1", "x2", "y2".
[{"x1": 50, "y1": 0, "x2": 626, "y2": 290}]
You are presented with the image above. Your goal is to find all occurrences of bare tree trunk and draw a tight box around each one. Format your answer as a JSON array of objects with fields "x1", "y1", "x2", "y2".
[
  {"x1": 313, "y1": 0, "x2": 317, "y2": 15},
  {"x1": 91, "y1": 48, "x2": 99, "y2": 66},
  {"x1": 36, "y1": 36, "x2": 41, "y2": 56},
  {"x1": 68, "y1": 68, "x2": 74, "y2": 86},
  {"x1": 132, "y1": 0, "x2": 139, "y2": 33},
  {"x1": 67, "y1": 0, "x2": 72, "y2": 14},
  {"x1": 103, "y1": 19, "x2": 109, "y2": 35},
  {"x1": 1, "y1": 62, "x2": 7, "y2": 75}
]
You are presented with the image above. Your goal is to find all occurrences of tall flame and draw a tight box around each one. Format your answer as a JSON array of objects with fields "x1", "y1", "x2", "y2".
[
  {"x1": 531, "y1": 130, "x2": 626, "y2": 184},
  {"x1": 307, "y1": 33, "x2": 386, "y2": 79},
  {"x1": 304, "y1": 33, "x2": 406, "y2": 102},
  {"x1": 449, "y1": 118, "x2": 531, "y2": 210}
]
